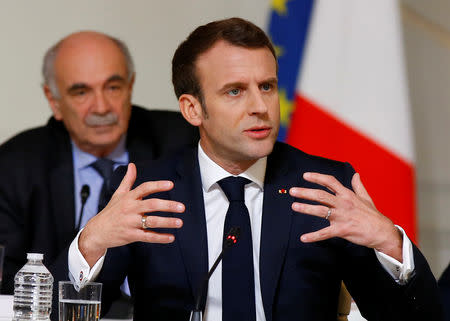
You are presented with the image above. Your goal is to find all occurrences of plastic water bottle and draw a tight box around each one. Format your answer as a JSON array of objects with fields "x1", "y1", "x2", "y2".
[{"x1": 13, "y1": 253, "x2": 54, "y2": 321}]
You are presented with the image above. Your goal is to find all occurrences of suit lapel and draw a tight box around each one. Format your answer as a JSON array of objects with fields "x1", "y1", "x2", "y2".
[
  {"x1": 47, "y1": 120, "x2": 76, "y2": 250},
  {"x1": 259, "y1": 144, "x2": 302, "y2": 320},
  {"x1": 169, "y1": 148, "x2": 209, "y2": 306},
  {"x1": 166, "y1": 143, "x2": 311, "y2": 316}
]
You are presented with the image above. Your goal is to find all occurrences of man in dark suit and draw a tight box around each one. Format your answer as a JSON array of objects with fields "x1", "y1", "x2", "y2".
[
  {"x1": 439, "y1": 265, "x2": 450, "y2": 320},
  {"x1": 69, "y1": 19, "x2": 442, "y2": 320},
  {"x1": 0, "y1": 31, "x2": 198, "y2": 316}
]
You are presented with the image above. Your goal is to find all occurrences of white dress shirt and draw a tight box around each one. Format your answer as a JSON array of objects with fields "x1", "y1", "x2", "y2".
[
  {"x1": 197, "y1": 145, "x2": 267, "y2": 321},
  {"x1": 69, "y1": 143, "x2": 415, "y2": 320}
]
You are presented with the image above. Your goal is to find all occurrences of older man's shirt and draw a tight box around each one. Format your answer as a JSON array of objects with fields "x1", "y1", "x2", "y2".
[{"x1": 71, "y1": 136, "x2": 128, "y2": 229}]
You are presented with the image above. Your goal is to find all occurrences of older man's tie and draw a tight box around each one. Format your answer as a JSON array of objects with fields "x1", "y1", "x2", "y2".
[{"x1": 91, "y1": 158, "x2": 115, "y2": 212}]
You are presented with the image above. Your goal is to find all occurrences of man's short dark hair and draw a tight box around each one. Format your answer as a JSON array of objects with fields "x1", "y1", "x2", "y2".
[{"x1": 171, "y1": 17, "x2": 277, "y2": 104}]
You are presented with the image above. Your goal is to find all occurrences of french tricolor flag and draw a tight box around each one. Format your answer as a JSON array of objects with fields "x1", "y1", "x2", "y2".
[{"x1": 269, "y1": 0, "x2": 416, "y2": 241}]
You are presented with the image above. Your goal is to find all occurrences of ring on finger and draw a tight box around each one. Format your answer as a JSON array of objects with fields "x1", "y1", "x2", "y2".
[
  {"x1": 325, "y1": 208, "x2": 332, "y2": 220},
  {"x1": 141, "y1": 215, "x2": 148, "y2": 229}
]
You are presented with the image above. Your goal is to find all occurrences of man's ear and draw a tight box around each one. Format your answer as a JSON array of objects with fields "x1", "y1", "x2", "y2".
[
  {"x1": 43, "y1": 85, "x2": 63, "y2": 121},
  {"x1": 179, "y1": 94, "x2": 204, "y2": 127}
]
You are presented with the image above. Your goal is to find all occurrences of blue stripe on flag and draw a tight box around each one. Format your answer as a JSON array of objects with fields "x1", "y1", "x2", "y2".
[{"x1": 268, "y1": 0, "x2": 315, "y2": 141}]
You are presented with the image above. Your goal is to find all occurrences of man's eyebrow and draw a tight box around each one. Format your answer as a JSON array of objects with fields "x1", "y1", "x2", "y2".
[
  {"x1": 218, "y1": 77, "x2": 278, "y2": 92},
  {"x1": 260, "y1": 77, "x2": 278, "y2": 85},
  {"x1": 67, "y1": 83, "x2": 89, "y2": 93},
  {"x1": 106, "y1": 74, "x2": 126, "y2": 83},
  {"x1": 66, "y1": 74, "x2": 127, "y2": 93},
  {"x1": 218, "y1": 82, "x2": 246, "y2": 92}
]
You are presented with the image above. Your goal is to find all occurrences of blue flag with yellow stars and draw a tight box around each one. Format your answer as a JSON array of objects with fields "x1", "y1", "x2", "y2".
[{"x1": 268, "y1": 0, "x2": 315, "y2": 141}]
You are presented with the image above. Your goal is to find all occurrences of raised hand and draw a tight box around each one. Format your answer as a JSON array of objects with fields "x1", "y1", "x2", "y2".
[
  {"x1": 290, "y1": 172, "x2": 403, "y2": 262},
  {"x1": 79, "y1": 163, "x2": 185, "y2": 267}
]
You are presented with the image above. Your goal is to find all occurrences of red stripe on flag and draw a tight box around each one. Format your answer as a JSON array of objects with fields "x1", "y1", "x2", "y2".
[{"x1": 287, "y1": 94, "x2": 417, "y2": 242}]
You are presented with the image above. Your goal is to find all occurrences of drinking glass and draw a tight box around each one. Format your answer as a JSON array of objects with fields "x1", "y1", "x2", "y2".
[{"x1": 59, "y1": 281, "x2": 102, "y2": 321}]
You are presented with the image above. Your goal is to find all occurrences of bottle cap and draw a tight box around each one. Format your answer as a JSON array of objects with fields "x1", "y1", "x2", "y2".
[{"x1": 27, "y1": 253, "x2": 44, "y2": 260}]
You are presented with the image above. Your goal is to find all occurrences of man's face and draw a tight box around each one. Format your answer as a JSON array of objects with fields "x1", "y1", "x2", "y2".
[
  {"x1": 194, "y1": 40, "x2": 280, "y2": 173},
  {"x1": 45, "y1": 33, "x2": 133, "y2": 157}
]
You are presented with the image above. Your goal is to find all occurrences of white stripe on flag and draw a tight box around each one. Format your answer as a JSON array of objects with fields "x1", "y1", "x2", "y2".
[{"x1": 298, "y1": 0, "x2": 414, "y2": 163}]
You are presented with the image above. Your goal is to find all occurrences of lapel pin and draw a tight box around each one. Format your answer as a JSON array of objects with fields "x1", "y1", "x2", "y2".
[
  {"x1": 79, "y1": 271, "x2": 84, "y2": 281},
  {"x1": 278, "y1": 188, "x2": 287, "y2": 194}
]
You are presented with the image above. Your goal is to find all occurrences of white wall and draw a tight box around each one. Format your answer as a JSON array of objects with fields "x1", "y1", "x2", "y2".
[
  {"x1": 402, "y1": 0, "x2": 450, "y2": 277},
  {"x1": 2, "y1": 0, "x2": 450, "y2": 279},
  {"x1": 0, "y1": 0, "x2": 271, "y2": 143}
]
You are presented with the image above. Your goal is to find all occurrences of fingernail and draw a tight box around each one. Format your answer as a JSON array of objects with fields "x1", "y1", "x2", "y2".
[
  {"x1": 177, "y1": 204, "x2": 184, "y2": 212},
  {"x1": 175, "y1": 219, "x2": 183, "y2": 227},
  {"x1": 300, "y1": 235, "x2": 308, "y2": 242},
  {"x1": 292, "y1": 203, "x2": 301, "y2": 211},
  {"x1": 168, "y1": 235, "x2": 175, "y2": 242},
  {"x1": 303, "y1": 172, "x2": 311, "y2": 179}
]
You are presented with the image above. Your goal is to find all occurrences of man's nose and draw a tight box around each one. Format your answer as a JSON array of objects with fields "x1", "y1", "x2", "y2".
[
  {"x1": 91, "y1": 90, "x2": 110, "y2": 114},
  {"x1": 248, "y1": 90, "x2": 268, "y2": 114}
]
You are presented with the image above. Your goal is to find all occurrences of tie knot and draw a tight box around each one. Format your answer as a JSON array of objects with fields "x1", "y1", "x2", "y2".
[
  {"x1": 218, "y1": 176, "x2": 251, "y2": 202},
  {"x1": 91, "y1": 158, "x2": 115, "y2": 180}
]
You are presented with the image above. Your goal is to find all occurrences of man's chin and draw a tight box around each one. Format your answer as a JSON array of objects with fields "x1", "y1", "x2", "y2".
[
  {"x1": 86, "y1": 125, "x2": 125, "y2": 142},
  {"x1": 86, "y1": 134, "x2": 123, "y2": 152},
  {"x1": 245, "y1": 141, "x2": 275, "y2": 160}
]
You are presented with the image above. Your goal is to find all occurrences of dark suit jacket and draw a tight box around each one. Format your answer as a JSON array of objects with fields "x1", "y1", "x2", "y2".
[
  {"x1": 99, "y1": 142, "x2": 442, "y2": 321},
  {"x1": 439, "y1": 264, "x2": 450, "y2": 321},
  {"x1": 0, "y1": 106, "x2": 199, "y2": 303}
]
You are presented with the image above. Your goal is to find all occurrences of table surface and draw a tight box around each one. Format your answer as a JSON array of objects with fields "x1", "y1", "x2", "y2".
[
  {"x1": 0, "y1": 295, "x2": 366, "y2": 321},
  {"x1": 0, "y1": 295, "x2": 13, "y2": 321}
]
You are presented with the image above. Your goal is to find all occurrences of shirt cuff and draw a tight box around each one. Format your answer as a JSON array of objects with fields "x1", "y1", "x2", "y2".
[
  {"x1": 374, "y1": 225, "x2": 415, "y2": 285},
  {"x1": 68, "y1": 229, "x2": 106, "y2": 290}
]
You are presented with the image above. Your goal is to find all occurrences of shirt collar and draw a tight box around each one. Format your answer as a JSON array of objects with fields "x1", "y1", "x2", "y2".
[
  {"x1": 72, "y1": 134, "x2": 128, "y2": 171},
  {"x1": 197, "y1": 142, "x2": 266, "y2": 193}
]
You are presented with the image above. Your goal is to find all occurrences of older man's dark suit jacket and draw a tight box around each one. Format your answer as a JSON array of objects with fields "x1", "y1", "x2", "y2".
[
  {"x1": 99, "y1": 142, "x2": 442, "y2": 321},
  {"x1": 439, "y1": 264, "x2": 450, "y2": 321},
  {"x1": 0, "y1": 106, "x2": 199, "y2": 297}
]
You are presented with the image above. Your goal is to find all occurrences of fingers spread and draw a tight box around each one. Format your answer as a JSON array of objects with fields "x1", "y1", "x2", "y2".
[
  {"x1": 303, "y1": 172, "x2": 345, "y2": 195},
  {"x1": 142, "y1": 215, "x2": 183, "y2": 229},
  {"x1": 115, "y1": 163, "x2": 137, "y2": 195},
  {"x1": 300, "y1": 226, "x2": 334, "y2": 243},
  {"x1": 131, "y1": 180, "x2": 175, "y2": 199},
  {"x1": 289, "y1": 187, "x2": 335, "y2": 207},
  {"x1": 139, "y1": 198, "x2": 185, "y2": 214},
  {"x1": 138, "y1": 229, "x2": 176, "y2": 244},
  {"x1": 292, "y1": 202, "x2": 329, "y2": 219},
  {"x1": 351, "y1": 173, "x2": 373, "y2": 203}
]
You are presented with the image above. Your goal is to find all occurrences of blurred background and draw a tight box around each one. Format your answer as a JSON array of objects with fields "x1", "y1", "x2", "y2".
[{"x1": 0, "y1": 0, "x2": 448, "y2": 278}]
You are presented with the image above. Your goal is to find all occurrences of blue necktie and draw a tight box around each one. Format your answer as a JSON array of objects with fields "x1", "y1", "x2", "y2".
[
  {"x1": 218, "y1": 176, "x2": 256, "y2": 321},
  {"x1": 91, "y1": 158, "x2": 115, "y2": 212}
]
